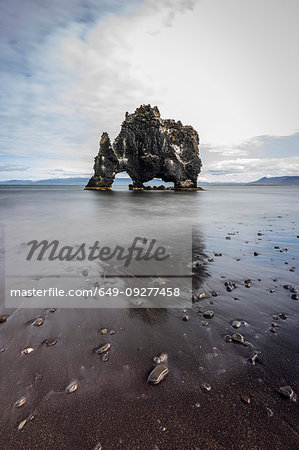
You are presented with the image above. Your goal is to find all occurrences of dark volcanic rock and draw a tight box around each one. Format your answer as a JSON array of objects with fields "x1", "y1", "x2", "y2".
[{"x1": 86, "y1": 105, "x2": 202, "y2": 190}]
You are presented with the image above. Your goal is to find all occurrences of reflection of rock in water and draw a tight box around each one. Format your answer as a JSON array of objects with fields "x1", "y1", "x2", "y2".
[
  {"x1": 128, "y1": 308, "x2": 168, "y2": 325},
  {"x1": 192, "y1": 227, "x2": 209, "y2": 295}
]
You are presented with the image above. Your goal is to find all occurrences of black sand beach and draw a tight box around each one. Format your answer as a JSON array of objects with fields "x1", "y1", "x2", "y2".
[{"x1": 0, "y1": 185, "x2": 298, "y2": 449}]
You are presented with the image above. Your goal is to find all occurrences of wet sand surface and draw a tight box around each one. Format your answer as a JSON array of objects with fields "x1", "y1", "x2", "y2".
[{"x1": 0, "y1": 185, "x2": 298, "y2": 449}]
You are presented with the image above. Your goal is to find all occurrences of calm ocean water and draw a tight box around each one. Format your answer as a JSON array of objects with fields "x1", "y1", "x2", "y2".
[{"x1": 0, "y1": 185, "x2": 298, "y2": 448}]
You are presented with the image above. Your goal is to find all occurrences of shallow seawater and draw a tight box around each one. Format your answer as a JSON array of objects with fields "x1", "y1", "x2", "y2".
[{"x1": 0, "y1": 185, "x2": 298, "y2": 449}]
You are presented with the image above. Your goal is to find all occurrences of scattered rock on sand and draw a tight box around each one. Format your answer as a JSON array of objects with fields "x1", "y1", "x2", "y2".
[
  {"x1": 21, "y1": 347, "x2": 34, "y2": 355},
  {"x1": 14, "y1": 396, "x2": 27, "y2": 408},
  {"x1": 66, "y1": 380, "x2": 78, "y2": 393},
  {"x1": 241, "y1": 395, "x2": 251, "y2": 404},
  {"x1": 96, "y1": 343, "x2": 111, "y2": 354},
  {"x1": 232, "y1": 333, "x2": 244, "y2": 344},
  {"x1": 147, "y1": 364, "x2": 169, "y2": 384},
  {"x1": 45, "y1": 338, "x2": 57, "y2": 347},
  {"x1": 0, "y1": 315, "x2": 7, "y2": 323},
  {"x1": 182, "y1": 315, "x2": 190, "y2": 321},
  {"x1": 232, "y1": 320, "x2": 241, "y2": 329},
  {"x1": 203, "y1": 310, "x2": 214, "y2": 319},
  {"x1": 197, "y1": 292, "x2": 206, "y2": 299},
  {"x1": 225, "y1": 335, "x2": 232, "y2": 342},
  {"x1": 102, "y1": 352, "x2": 109, "y2": 362},
  {"x1": 18, "y1": 419, "x2": 27, "y2": 430},
  {"x1": 211, "y1": 291, "x2": 219, "y2": 297},
  {"x1": 153, "y1": 353, "x2": 168, "y2": 364},
  {"x1": 99, "y1": 328, "x2": 108, "y2": 335},
  {"x1": 201, "y1": 382, "x2": 211, "y2": 392},
  {"x1": 278, "y1": 385, "x2": 294, "y2": 399},
  {"x1": 32, "y1": 317, "x2": 44, "y2": 327},
  {"x1": 291, "y1": 294, "x2": 298, "y2": 300}
]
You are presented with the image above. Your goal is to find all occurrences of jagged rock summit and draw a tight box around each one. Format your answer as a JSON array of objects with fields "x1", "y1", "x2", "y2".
[{"x1": 85, "y1": 105, "x2": 202, "y2": 190}]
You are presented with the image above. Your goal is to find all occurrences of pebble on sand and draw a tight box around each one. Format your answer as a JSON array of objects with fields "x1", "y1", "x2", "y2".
[
  {"x1": 0, "y1": 315, "x2": 7, "y2": 323},
  {"x1": 102, "y1": 352, "x2": 109, "y2": 362},
  {"x1": 182, "y1": 315, "x2": 190, "y2": 321},
  {"x1": 147, "y1": 364, "x2": 169, "y2": 385},
  {"x1": 232, "y1": 320, "x2": 242, "y2": 329},
  {"x1": 21, "y1": 347, "x2": 34, "y2": 355},
  {"x1": 66, "y1": 380, "x2": 78, "y2": 393},
  {"x1": 241, "y1": 395, "x2": 251, "y2": 404},
  {"x1": 99, "y1": 328, "x2": 108, "y2": 335},
  {"x1": 45, "y1": 338, "x2": 57, "y2": 347},
  {"x1": 96, "y1": 343, "x2": 111, "y2": 354},
  {"x1": 153, "y1": 353, "x2": 168, "y2": 364},
  {"x1": 201, "y1": 382, "x2": 211, "y2": 392},
  {"x1": 278, "y1": 386, "x2": 294, "y2": 399},
  {"x1": 18, "y1": 419, "x2": 27, "y2": 430},
  {"x1": 32, "y1": 317, "x2": 44, "y2": 327},
  {"x1": 197, "y1": 292, "x2": 206, "y2": 299},
  {"x1": 14, "y1": 396, "x2": 27, "y2": 408},
  {"x1": 232, "y1": 333, "x2": 244, "y2": 344},
  {"x1": 202, "y1": 311, "x2": 214, "y2": 319}
]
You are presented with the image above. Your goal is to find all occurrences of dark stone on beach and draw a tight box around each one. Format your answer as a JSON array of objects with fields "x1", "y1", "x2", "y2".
[
  {"x1": 201, "y1": 321, "x2": 209, "y2": 326},
  {"x1": 290, "y1": 287, "x2": 297, "y2": 293},
  {"x1": 32, "y1": 317, "x2": 44, "y2": 327},
  {"x1": 254, "y1": 252, "x2": 260, "y2": 256},
  {"x1": 86, "y1": 105, "x2": 202, "y2": 190},
  {"x1": 214, "y1": 252, "x2": 222, "y2": 257},
  {"x1": 245, "y1": 282, "x2": 251, "y2": 288},
  {"x1": 225, "y1": 236, "x2": 231, "y2": 240},
  {"x1": 257, "y1": 232, "x2": 263, "y2": 236},
  {"x1": 110, "y1": 329, "x2": 116, "y2": 335},
  {"x1": 232, "y1": 333, "x2": 244, "y2": 343},
  {"x1": 82, "y1": 269, "x2": 88, "y2": 276},
  {"x1": 291, "y1": 294, "x2": 298, "y2": 300},
  {"x1": 93, "y1": 442, "x2": 102, "y2": 450},
  {"x1": 203, "y1": 310, "x2": 214, "y2": 319},
  {"x1": 269, "y1": 327, "x2": 276, "y2": 333},
  {"x1": 66, "y1": 380, "x2": 78, "y2": 393},
  {"x1": 201, "y1": 382, "x2": 211, "y2": 392},
  {"x1": 96, "y1": 343, "x2": 111, "y2": 354},
  {"x1": 197, "y1": 292, "x2": 206, "y2": 299},
  {"x1": 232, "y1": 320, "x2": 241, "y2": 328},
  {"x1": 45, "y1": 338, "x2": 57, "y2": 347},
  {"x1": 49, "y1": 308, "x2": 56, "y2": 313},
  {"x1": 225, "y1": 335, "x2": 232, "y2": 342},
  {"x1": 269, "y1": 289, "x2": 275, "y2": 293},
  {"x1": 182, "y1": 315, "x2": 190, "y2": 321},
  {"x1": 278, "y1": 386, "x2": 294, "y2": 399},
  {"x1": 241, "y1": 395, "x2": 251, "y2": 404},
  {"x1": 147, "y1": 364, "x2": 169, "y2": 384},
  {"x1": 211, "y1": 291, "x2": 218, "y2": 297},
  {"x1": 0, "y1": 315, "x2": 7, "y2": 323}
]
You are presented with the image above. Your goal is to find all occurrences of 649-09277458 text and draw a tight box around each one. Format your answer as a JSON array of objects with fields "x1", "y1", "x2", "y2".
[{"x1": 9, "y1": 287, "x2": 181, "y2": 298}]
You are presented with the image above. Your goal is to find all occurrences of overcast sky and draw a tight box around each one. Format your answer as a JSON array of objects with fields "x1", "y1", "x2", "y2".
[{"x1": 1, "y1": 0, "x2": 299, "y2": 182}]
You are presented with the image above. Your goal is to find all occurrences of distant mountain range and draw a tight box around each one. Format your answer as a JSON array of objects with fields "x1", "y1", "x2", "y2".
[
  {"x1": 249, "y1": 176, "x2": 299, "y2": 185},
  {"x1": 0, "y1": 176, "x2": 298, "y2": 186}
]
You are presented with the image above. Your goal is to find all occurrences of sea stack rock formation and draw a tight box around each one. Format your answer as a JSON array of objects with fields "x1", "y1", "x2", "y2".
[{"x1": 85, "y1": 105, "x2": 202, "y2": 190}]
